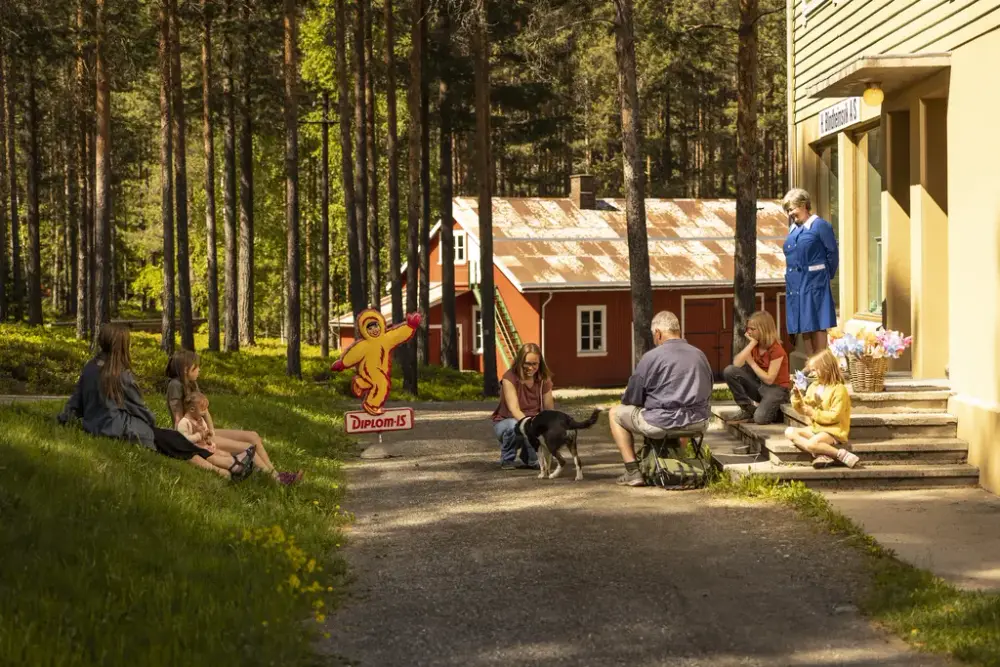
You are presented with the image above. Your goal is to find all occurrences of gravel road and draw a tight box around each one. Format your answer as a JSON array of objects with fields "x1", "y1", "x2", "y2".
[{"x1": 319, "y1": 403, "x2": 952, "y2": 667}]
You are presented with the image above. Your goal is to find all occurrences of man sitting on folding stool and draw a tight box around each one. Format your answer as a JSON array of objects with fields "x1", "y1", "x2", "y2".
[{"x1": 609, "y1": 310, "x2": 714, "y2": 487}]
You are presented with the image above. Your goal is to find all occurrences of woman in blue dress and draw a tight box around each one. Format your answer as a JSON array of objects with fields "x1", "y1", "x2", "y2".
[{"x1": 781, "y1": 188, "x2": 839, "y2": 353}]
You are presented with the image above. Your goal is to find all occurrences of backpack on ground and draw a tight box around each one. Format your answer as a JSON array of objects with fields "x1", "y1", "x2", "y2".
[{"x1": 635, "y1": 432, "x2": 713, "y2": 490}]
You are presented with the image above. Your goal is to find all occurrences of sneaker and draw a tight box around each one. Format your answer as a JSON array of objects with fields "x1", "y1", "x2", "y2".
[
  {"x1": 812, "y1": 455, "x2": 834, "y2": 469},
  {"x1": 616, "y1": 469, "x2": 646, "y2": 487},
  {"x1": 836, "y1": 449, "x2": 861, "y2": 468},
  {"x1": 500, "y1": 461, "x2": 518, "y2": 470},
  {"x1": 727, "y1": 408, "x2": 756, "y2": 424}
]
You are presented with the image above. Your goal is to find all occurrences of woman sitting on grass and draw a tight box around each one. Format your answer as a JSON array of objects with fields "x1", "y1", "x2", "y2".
[
  {"x1": 58, "y1": 323, "x2": 256, "y2": 481},
  {"x1": 785, "y1": 349, "x2": 860, "y2": 469},
  {"x1": 166, "y1": 351, "x2": 303, "y2": 485}
]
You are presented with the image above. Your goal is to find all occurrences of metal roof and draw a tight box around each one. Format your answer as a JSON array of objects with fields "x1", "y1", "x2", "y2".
[{"x1": 451, "y1": 197, "x2": 790, "y2": 291}]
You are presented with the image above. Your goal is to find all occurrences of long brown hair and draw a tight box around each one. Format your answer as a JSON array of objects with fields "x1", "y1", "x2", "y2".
[
  {"x1": 166, "y1": 350, "x2": 200, "y2": 396},
  {"x1": 747, "y1": 310, "x2": 779, "y2": 348},
  {"x1": 512, "y1": 342, "x2": 552, "y2": 383},
  {"x1": 98, "y1": 323, "x2": 132, "y2": 407}
]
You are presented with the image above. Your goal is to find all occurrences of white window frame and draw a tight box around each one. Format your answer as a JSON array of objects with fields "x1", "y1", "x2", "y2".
[
  {"x1": 576, "y1": 305, "x2": 607, "y2": 357},
  {"x1": 472, "y1": 305, "x2": 483, "y2": 354},
  {"x1": 437, "y1": 230, "x2": 468, "y2": 266}
]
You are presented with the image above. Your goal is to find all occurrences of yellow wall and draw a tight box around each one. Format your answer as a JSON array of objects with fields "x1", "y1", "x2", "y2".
[
  {"x1": 947, "y1": 30, "x2": 1000, "y2": 493},
  {"x1": 792, "y1": 0, "x2": 1000, "y2": 123},
  {"x1": 789, "y1": 2, "x2": 1000, "y2": 493}
]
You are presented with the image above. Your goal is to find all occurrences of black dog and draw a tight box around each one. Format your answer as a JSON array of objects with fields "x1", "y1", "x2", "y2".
[{"x1": 516, "y1": 408, "x2": 603, "y2": 481}]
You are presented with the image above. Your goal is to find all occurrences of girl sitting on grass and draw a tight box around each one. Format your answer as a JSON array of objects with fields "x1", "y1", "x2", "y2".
[
  {"x1": 165, "y1": 351, "x2": 303, "y2": 486},
  {"x1": 785, "y1": 348, "x2": 861, "y2": 469},
  {"x1": 58, "y1": 323, "x2": 256, "y2": 481}
]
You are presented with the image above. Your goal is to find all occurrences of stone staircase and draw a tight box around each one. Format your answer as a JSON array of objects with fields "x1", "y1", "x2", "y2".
[{"x1": 712, "y1": 382, "x2": 981, "y2": 490}]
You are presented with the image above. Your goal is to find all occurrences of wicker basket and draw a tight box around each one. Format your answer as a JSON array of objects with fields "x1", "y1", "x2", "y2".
[{"x1": 848, "y1": 356, "x2": 888, "y2": 393}]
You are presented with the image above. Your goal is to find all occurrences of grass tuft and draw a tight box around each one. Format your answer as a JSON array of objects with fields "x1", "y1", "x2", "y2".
[{"x1": 709, "y1": 475, "x2": 1000, "y2": 667}]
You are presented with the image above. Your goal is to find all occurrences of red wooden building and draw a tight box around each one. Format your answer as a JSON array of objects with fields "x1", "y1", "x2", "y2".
[{"x1": 334, "y1": 176, "x2": 791, "y2": 388}]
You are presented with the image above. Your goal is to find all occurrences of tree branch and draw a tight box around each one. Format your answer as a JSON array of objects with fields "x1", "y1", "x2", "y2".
[
  {"x1": 750, "y1": 6, "x2": 785, "y2": 27},
  {"x1": 681, "y1": 22, "x2": 738, "y2": 36}
]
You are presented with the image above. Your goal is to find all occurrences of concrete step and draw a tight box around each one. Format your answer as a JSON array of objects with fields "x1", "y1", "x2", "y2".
[
  {"x1": 781, "y1": 406, "x2": 958, "y2": 439},
  {"x1": 723, "y1": 461, "x2": 981, "y2": 490},
  {"x1": 847, "y1": 390, "x2": 951, "y2": 414},
  {"x1": 766, "y1": 437, "x2": 969, "y2": 465}
]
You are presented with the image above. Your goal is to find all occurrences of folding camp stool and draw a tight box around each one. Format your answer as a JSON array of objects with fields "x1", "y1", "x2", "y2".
[{"x1": 642, "y1": 422, "x2": 710, "y2": 490}]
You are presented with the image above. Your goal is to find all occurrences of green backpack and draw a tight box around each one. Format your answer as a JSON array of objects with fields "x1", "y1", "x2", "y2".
[{"x1": 635, "y1": 434, "x2": 713, "y2": 490}]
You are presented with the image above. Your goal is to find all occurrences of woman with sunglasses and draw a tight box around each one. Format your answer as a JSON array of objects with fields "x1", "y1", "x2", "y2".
[{"x1": 490, "y1": 343, "x2": 554, "y2": 470}]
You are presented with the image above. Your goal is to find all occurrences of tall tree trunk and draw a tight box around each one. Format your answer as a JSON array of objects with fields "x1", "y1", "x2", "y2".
[
  {"x1": 202, "y1": 0, "x2": 220, "y2": 351},
  {"x1": 733, "y1": 0, "x2": 759, "y2": 355},
  {"x1": 385, "y1": 0, "x2": 403, "y2": 364},
  {"x1": 4, "y1": 47, "x2": 22, "y2": 322},
  {"x1": 238, "y1": 0, "x2": 255, "y2": 346},
  {"x1": 612, "y1": 0, "x2": 653, "y2": 366},
  {"x1": 353, "y1": 0, "x2": 369, "y2": 305},
  {"x1": 284, "y1": 0, "x2": 301, "y2": 377},
  {"x1": 222, "y1": 0, "x2": 239, "y2": 351},
  {"x1": 337, "y1": 0, "x2": 363, "y2": 316},
  {"x1": 417, "y1": 0, "x2": 430, "y2": 365},
  {"x1": 94, "y1": 0, "x2": 112, "y2": 329},
  {"x1": 87, "y1": 112, "x2": 96, "y2": 337},
  {"x1": 473, "y1": 0, "x2": 498, "y2": 397},
  {"x1": 24, "y1": 62, "x2": 43, "y2": 326},
  {"x1": 439, "y1": 5, "x2": 457, "y2": 369},
  {"x1": 169, "y1": 0, "x2": 195, "y2": 351},
  {"x1": 365, "y1": 0, "x2": 380, "y2": 308},
  {"x1": 159, "y1": 0, "x2": 176, "y2": 353},
  {"x1": 0, "y1": 44, "x2": 8, "y2": 321},
  {"x1": 75, "y1": 2, "x2": 89, "y2": 338},
  {"x1": 320, "y1": 91, "x2": 331, "y2": 357},
  {"x1": 67, "y1": 142, "x2": 78, "y2": 320},
  {"x1": 404, "y1": 0, "x2": 422, "y2": 394}
]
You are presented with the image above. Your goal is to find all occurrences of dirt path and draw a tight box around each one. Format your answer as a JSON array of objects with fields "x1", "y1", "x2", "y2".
[{"x1": 319, "y1": 404, "x2": 953, "y2": 667}]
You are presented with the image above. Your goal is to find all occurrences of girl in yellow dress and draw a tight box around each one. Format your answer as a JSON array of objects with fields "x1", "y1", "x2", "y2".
[{"x1": 785, "y1": 349, "x2": 861, "y2": 469}]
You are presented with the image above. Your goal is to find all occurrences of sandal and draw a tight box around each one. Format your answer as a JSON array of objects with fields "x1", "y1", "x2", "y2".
[
  {"x1": 276, "y1": 470, "x2": 305, "y2": 486},
  {"x1": 228, "y1": 445, "x2": 257, "y2": 482}
]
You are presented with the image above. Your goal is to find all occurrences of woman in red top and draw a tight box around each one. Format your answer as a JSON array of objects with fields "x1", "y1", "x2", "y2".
[
  {"x1": 723, "y1": 310, "x2": 791, "y2": 424},
  {"x1": 492, "y1": 343, "x2": 554, "y2": 470}
]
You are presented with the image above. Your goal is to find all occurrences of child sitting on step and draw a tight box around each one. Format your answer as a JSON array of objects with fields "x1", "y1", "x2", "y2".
[{"x1": 785, "y1": 349, "x2": 861, "y2": 469}]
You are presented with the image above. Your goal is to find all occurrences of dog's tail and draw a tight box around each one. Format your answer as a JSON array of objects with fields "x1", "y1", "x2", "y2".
[{"x1": 565, "y1": 408, "x2": 603, "y2": 431}]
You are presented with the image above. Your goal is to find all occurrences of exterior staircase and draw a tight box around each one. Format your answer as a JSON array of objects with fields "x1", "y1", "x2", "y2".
[
  {"x1": 713, "y1": 381, "x2": 980, "y2": 489},
  {"x1": 470, "y1": 279, "x2": 522, "y2": 370}
]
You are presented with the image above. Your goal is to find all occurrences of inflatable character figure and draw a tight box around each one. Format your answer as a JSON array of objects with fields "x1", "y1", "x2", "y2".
[{"x1": 331, "y1": 309, "x2": 422, "y2": 415}]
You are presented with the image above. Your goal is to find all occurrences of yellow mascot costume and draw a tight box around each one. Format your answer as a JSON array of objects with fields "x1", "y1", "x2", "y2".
[{"x1": 331, "y1": 309, "x2": 421, "y2": 415}]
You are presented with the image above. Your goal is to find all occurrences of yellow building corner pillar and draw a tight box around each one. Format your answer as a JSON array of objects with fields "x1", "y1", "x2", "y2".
[
  {"x1": 883, "y1": 110, "x2": 911, "y2": 371},
  {"x1": 909, "y1": 97, "x2": 950, "y2": 379},
  {"x1": 836, "y1": 132, "x2": 857, "y2": 322}
]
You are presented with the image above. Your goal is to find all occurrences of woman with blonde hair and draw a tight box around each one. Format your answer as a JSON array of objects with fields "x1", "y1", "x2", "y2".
[
  {"x1": 724, "y1": 310, "x2": 791, "y2": 424},
  {"x1": 491, "y1": 342, "x2": 554, "y2": 470},
  {"x1": 785, "y1": 348, "x2": 859, "y2": 469},
  {"x1": 781, "y1": 187, "x2": 839, "y2": 353}
]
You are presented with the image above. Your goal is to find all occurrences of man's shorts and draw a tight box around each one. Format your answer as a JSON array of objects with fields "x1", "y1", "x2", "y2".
[{"x1": 613, "y1": 405, "x2": 709, "y2": 440}]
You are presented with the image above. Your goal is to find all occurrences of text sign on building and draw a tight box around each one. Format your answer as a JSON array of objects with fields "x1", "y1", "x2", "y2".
[
  {"x1": 344, "y1": 407, "x2": 415, "y2": 434},
  {"x1": 818, "y1": 97, "x2": 862, "y2": 138}
]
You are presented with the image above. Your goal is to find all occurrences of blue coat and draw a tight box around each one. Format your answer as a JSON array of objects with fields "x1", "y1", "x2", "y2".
[{"x1": 783, "y1": 217, "x2": 838, "y2": 335}]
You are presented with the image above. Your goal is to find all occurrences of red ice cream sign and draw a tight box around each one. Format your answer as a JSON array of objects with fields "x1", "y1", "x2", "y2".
[{"x1": 344, "y1": 407, "x2": 414, "y2": 434}]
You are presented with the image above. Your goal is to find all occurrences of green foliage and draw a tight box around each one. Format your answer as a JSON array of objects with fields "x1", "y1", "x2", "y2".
[
  {"x1": 0, "y1": 394, "x2": 352, "y2": 667},
  {"x1": 0, "y1": 323, "x2": 487, "y2": 404},
  {"x1": 710, "y1": 477, "x2": 1000, "y2": 667}
]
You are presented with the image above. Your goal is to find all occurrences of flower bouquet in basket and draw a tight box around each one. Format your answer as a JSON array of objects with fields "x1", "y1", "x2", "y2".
[{"x1": 828, "y1": 328, "x2": 912, "y2": 393}]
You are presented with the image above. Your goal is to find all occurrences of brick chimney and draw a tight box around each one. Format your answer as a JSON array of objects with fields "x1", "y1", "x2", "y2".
[{"x1": 569, "y1": 174, "x2": 596, "y2": 210}]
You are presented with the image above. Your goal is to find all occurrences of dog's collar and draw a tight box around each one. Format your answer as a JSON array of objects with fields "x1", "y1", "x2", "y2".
[{"x1": 516, "y1": 415, "x2": 533, "y2": 436}]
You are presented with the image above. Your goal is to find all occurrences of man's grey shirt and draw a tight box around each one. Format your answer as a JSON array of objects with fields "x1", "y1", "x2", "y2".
[{"x1": 620, "y1": 338, "x2": 713, "y2": 429}]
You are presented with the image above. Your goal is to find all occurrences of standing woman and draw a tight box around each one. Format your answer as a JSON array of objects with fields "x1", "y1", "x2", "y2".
[
  {"x1": 491, "y1": 343, "x2": 555, "y2": 470},
  {"x1": 782, "y1": 188, "x2": 839, "y2": 353}
]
